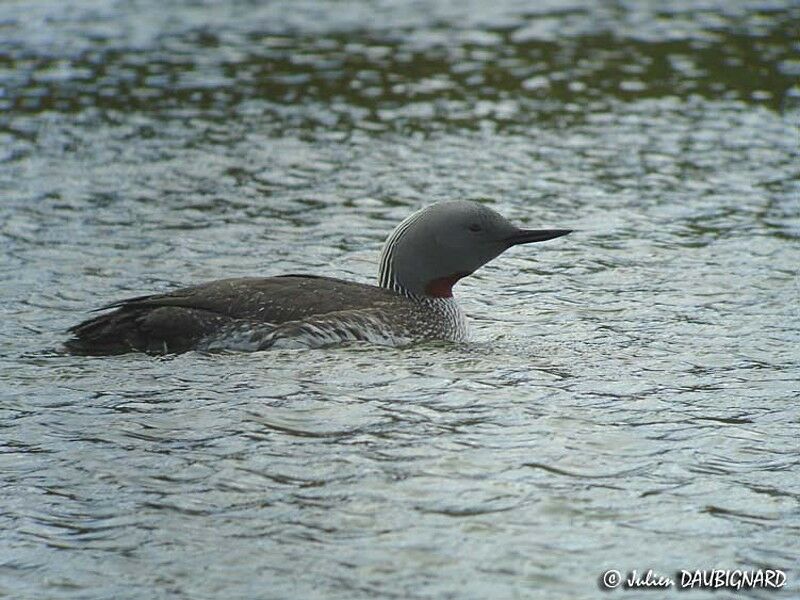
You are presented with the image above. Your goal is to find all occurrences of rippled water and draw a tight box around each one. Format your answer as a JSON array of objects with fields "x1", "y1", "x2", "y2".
[{"x1": 1, "y1": 1, "x2": 799, "y2": 598}]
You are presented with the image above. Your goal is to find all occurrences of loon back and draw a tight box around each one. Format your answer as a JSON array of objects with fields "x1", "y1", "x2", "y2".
[{"x1": 66, "y1": 276, "x2": 431, "y2": 354}]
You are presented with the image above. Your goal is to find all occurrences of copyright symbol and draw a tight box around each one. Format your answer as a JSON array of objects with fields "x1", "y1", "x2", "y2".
[{"x1": 601, "y1": 569, "x2": 622, "y2": 589}]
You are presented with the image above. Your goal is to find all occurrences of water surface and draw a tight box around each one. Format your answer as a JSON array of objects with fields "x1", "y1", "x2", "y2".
[{"x1": 1, "y1": 1, "x2": 799, "y2": 598}]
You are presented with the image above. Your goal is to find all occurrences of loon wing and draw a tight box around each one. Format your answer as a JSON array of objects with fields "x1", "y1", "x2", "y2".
[
  {"x1": 67, "y1": 305, "x2": 249, "y2": 354},
  {"x1": 66, "y1": 275, "x2": 401, "y2": 354},
  {"x1": 96, "y1": 276, "x2": 395, "y2": 319}
]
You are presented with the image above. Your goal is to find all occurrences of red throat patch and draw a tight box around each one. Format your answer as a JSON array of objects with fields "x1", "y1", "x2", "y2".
[{"x1": 424, "y1": 272, "x2": 470, "y2": 298}]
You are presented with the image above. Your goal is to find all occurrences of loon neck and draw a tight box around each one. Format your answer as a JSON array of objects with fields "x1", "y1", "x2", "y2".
[
  {"x1": 378, "y1": 276, "x2": 427, "y2": 300},
  {"x1": 378, "y1": 269, "x2": 468, "y2": 301},
  {"x1": 424, "y1": 272, "x2": 470, "y2": 298}
]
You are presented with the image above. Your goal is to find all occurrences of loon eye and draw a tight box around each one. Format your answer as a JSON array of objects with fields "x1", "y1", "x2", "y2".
[{"x1": 468, "y1": 223, "x2": 482, "y2": 232}]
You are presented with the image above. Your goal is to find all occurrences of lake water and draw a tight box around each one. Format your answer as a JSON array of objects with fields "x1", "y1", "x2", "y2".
[{"x1": 1, "y1": 1, "x2": 798, "y2": 598}]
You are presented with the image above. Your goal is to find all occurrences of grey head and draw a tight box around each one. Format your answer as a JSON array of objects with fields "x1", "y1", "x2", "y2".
[{"x1": 378, "y1": 200, "x2": 571, "y2": 298}]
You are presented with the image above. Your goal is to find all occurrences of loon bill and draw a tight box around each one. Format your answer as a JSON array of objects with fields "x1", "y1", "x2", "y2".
[{"x1": 66, "y1": 201, "x2": 571, "y2": 354}]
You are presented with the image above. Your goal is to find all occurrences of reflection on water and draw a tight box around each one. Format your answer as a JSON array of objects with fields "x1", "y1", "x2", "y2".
[
  {"x1": 2, "y1": 1, "x2": 799, "y2": 128},
  {"x1": 1, "y1": 0, "x2": 798, "y2": 598}
]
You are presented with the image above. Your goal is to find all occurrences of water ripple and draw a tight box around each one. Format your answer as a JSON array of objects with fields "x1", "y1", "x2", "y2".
[{"x1": 2, "y1": 1, "x2": 799, "y2": 599}]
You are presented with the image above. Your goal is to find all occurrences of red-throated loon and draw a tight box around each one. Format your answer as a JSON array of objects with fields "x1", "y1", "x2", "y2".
[{"x1": 66, "y1": 201, "x2": 571, "y2": 354}]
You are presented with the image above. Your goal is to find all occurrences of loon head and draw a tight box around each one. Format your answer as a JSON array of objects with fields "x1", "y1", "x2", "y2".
[{"x1": 378, "y1": 200, "x2": 571, "y2": 298}]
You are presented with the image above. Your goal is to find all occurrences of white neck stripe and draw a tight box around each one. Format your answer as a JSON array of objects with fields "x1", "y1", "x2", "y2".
[{"x1": 378, "y1": 208, "x2": 428, "y2": 293}]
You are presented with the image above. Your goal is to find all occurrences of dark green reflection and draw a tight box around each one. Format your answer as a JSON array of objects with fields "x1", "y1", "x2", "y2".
[{"x1": 0, "y1": 4, "x2": 797, "y2": 133}]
